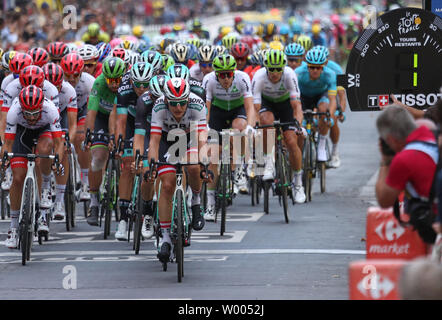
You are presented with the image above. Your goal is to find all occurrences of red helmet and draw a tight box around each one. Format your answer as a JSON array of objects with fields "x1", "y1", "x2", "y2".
[
  {"x1": 19, "y1": 85, "x2": 44, "y2": 112},
  {"x1": 234, "y1": 16, "x2": 242, "y2": 24},
  {"x1": 9, "y1": 53, "x2": 33, "y2": 75},
  {"x1": 230, "y1": 43, "x2": 250, "y2": 59},
  {"x1": 19, "y1": 66, "x2": 45, "y2": 88},
  {"x1": 43, "y1": 63, "x2": 64, "y2": 87},
  {"x1": 60, "y1": 53, "x2": 84, "y2": 75},
  {"x1": 46, "y1": 41, "x2": 69, "y2": 60},
  {"x1": 240, "y1": 36, "x2": 255, "y2": 51},
  {"x1": 28, "y1": 47, "x2": 49, "y2": 67},
  {"x1": 111, "y1": 48, "x2": 126, "y2": 60},
  {"x1": 160, "y1": 26, "x2": 172, "y2": 35}
]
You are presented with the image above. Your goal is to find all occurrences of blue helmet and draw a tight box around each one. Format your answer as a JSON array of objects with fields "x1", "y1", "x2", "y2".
[
  {"x1": 96, "y1": 42, "x2": 111, "y2": 63},
  {"x1": 137, "y1": 41, "x2": 151, "y2": 54},
  {"x1": 279, "y1": 25, "x2": 290, "y2": 36},
  {"x1": 186, "y1": 43, "x2": 199, "y2": 61},
  {"x1": 290, "y1": 22, "x2": 303, "y2": 35},
  {"x1": 284, "y1": 43, "x2": 305, "y2": 57},
  {"x1": 242, "y1": 24, "x2": 255, "y2": 35},
  {"x1": 305, "y1": 48, "x2": 327, "y2": 65},
  {"x1": 312, "y1": 45, "x2": 330, "y2": 59},
  {"x1": 140, "y1": 50, "x2": 163, "y2": 72}
]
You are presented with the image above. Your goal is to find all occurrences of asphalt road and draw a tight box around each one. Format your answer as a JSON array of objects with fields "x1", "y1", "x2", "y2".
[{"x1": 0, "y1": 109, "x2": 380, "y2": 300}]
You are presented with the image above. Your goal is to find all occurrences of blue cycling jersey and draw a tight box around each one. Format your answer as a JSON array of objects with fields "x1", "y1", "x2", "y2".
[
  {"x1": 295, "y1": 64, "x2": 337, "y2": 97},
  {"x1": 326, "y1": 60, "x2": 344, "y2": 76}
]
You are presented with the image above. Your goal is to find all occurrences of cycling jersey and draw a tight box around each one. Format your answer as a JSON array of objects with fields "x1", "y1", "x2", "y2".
[
  {"x1": 189, "y1": 77, "x2": 206, "y2": 102},
  {"x1": 295, "y1": 64, "x2": 337, "y2": 98},
  {"x1": 58, "y1": 81, "x2": 77, "y2": 114},
  {"x1": 203, "y1": 70, "x2": 252, "y2": 111},
  {"x1": 93, "y1": 62, "x2": 103, "y2": 78},
  {"x1": 75, "y1": 72, "x2": 96, "y2": 125},
  {"x1": 134, "y1": 91, "x2": 156, "y2": 137},
  {"x1": 189, "y1": 63, "x2": 204, "y2": 82},
  {"x1": 87, "y1": 74, "x2": 117, "y2": 115},
  {"x1": 0, "y1": 74, "x2": 17, "y2": 107},
  {"x1": 325, "y1": 60, "x2": 344, "y2": 90},
  {"x1": 116, "y1": 72, "x2": 137, "y2": 118},
  {"x1": 2, "y1": 79, "x2": 59, "y2": 113},
  {"x1": 150, "y1": 92, "x2": 207, "y2": 135},
  {"x1": 252, "y1": 66, "x2": 300, "y2": 105}
]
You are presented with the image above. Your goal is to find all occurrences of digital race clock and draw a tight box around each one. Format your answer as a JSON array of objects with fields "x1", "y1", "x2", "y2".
[{"x1": 338, "y1": 7, "x2": 442, "y2": 111}]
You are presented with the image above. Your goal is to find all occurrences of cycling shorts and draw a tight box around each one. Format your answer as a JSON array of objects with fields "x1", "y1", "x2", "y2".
[
  {"x1": 301, "y1": 92, "x2": 329, "y2": 111},
  {"x1": 259, "y1": 98, "x2": 296, "y2": 132},
  {"x1": 156, "y1": 131, "x2": 196, "y2": 176}
]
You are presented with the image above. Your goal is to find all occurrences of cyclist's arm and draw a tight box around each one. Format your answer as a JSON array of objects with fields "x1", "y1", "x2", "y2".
[
  {"x1": 328, "y1": 92, "x2": 337, "y2": 116},
  {"x1": 244, "y1": 96, "x2": 255, "y2": 127},
  {"x1": 147, "y1": 133, "x2": 160, "y2": 164},
  {"x1": 291, "y1": 99, "x2": 303, "y2": 125},
  {"x1": 116, "y1": 107, "x2": 127, "y2": 143},
  {"x1": 53, "y1": 135, "x2": 65, "y2": 164},
  {"x1": 85, "y1": 85, "x2": 101, "y2": 132},
  {"x1": 67, "y1": 110, "x2": 77, "y2": 142},
  {"x1": 205, "y1": 100, "x2": 211, "y2": 126},
  {"x1": 108, "y1": 104, "x2": 116, "y2": 136},
  {"x1": 337, "y1": 88, "x2": 346, "y2": 112}
]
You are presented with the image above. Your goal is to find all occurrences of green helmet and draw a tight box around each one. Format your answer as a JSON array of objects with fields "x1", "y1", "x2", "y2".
[
  {"x1": 297, "y1": 35, "x2": 313, "y2": 51},
  {"x1": 263, "y1": 49, "x2": 287, "y2": 69},
  {"x1": 212, "y1": 54, "x2": 237, "y2": 72},
  {"x1": 102, "y1": 57, "x2": 126, "y2": 78},
  {"x1": 187, "y1": 38, "x2": 201, "y2": 48},
  {"x1": 221, "y1": 35, "x2": 238, "y2": 50},
  {"x1": 162, "y1": 54, "x2": 175, "y2": 72},
  {"x1": 88, "y1": 23, "x2": 100, "y2": 37}
]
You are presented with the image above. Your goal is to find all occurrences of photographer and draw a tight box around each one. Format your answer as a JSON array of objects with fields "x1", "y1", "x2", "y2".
[{"x1": 375, "y1": 105, "x2": 438, "y2": 244}]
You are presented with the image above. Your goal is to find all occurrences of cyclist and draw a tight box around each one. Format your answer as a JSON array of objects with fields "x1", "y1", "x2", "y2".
[
  {"x1": 133, "y1": 74, "x2": 171, "y2": 240},
  {"x1": 114, "y1": 62, "x2": 155, "y2": 240},
  {"x1": 252, "y1": 49, "x2": 305, "y2": 203},
  {"x1": 202, "y1": 54, "x2": 256, "y2": 220},
  {"x1": 84, "y1": 57, "x2": 126, "y2": 226},
  {"x1": 82, "y1": 22, "x2": 111, "y2": 45},
  {"x1": 309, "y1": 23, "x2": 327, "y2": 47},
  {"x1": 42, "y1": 63, "x2": 77, "y2": 220},
  {"x1": 147, "y1": 77, "x2": 207, "y2": 263},
  {"x1": 96, "y1": 42, "x2": 112, "y2": 63},
  {"x1": 221, "y1": 35, "x2": 238, "y2": 51},
  {"x1": 284, "y1": 43, "x2": 305, "y2": 70},
  {"x1": 246, "y1": 51, "x2": 263, "y2": 80},
  {"x1": 162, "y1": 54, "x2": 175, "y2": 73},
  {"x1": 2, "y1": 85, "x2": 64, "y2": 248},
  {"x1": 140, "y1": 50, "x2": 164, "y2": 76},
  {"x1": 47, "y1": 41, "x2": 69, "y2": 64},
  {"x1": 60, "y1": 52, "x2": 96, "y2": 201},
  {"x1": 167, "y1": 64, "x2": 205, "y2": 101},
  {"x1": 297, "y1": 35, "x2": 313, "y2": 52},
  {"x1": 295, "y1": 49, "x2": 337, "y2": 162},
  {"x1": 189, "y1": 45, "x2": 216, "y2": 82},
  {"x1": 170, "y1": 43, "x2": 195, "y2": 70},
  {"x1": 230, "y1": 43, "x2": 251, "y2": 73},
  {"x1": 78, "y1": 44, "x2": 102, "y2": 78},
  {"x1": 27, "y1": 47, "x2": 50, "y2": 68},
  {"x1": 262, "y1": 23, "x2": 277, "y2": 43},
  {"x1": 313, "y1": 45, "x2": 346, "y2": 168},
  {"x1": 190, "y1": 18, "x2": 210, "y2": 40}
]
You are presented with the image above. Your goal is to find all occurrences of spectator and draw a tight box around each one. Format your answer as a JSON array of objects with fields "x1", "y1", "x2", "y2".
[
  {"x1": 399, "y1": 258, "x2": 442, "y2": 299},
  {"x1": 375, "y1": 105, "x2": 438, "y2": 244}
]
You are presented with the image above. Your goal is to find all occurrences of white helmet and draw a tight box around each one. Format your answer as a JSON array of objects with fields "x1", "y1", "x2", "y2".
[
  {"x1": 164, "y1": 77, "x2": 190, "y2": 101},
  {"x1": 130, "y1": 62, "x2": 155, "y2": 84},
  {"x1": 170, "y1": 43, "x2": 189, "y2": 63},
  {"x1": 114, "y1": 24, "x2": 131, "y2": 37},
  {"x1": 78, "y1": 44, "x2": 99, "y2": 60}
]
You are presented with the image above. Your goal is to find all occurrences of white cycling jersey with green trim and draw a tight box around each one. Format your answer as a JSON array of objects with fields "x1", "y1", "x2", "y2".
[
  {"x1": 252, "y1": 66, "x2": 300, "y2": 105},
  {"x1": 202, "y1": 70, "x2": 252, "y2": 111}
]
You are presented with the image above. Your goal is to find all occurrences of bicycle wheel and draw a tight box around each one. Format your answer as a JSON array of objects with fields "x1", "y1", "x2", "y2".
[
  {"x1": 174, "y1": 189, "x2": 184, "y2": 282},
  {"x1": 276, "y1": 150, "x2": 289, "y2": 224},
  {"x1": 302, "y1": 138, "x2": 311, "y2": 203},
  {"x1": 1, "y1": 189, "x2": 7, "y2": 220},
  {"x1": 220, "y1": 164, "x2": 228, "y2": 236},
  {"x1": 200, "y1": 181, "x2": 207, "y2": 215},
  {"x1": 133, "y1": 177, "x2": 143, "y2": 254},
  {"x1": 20, "y1": 179, "x2": 33, "y2": 265},
  {"x1": 320, "y1": 161, "x2": 326, "y2": 193},
  {"x1": 263, "y1": 180, "x2": 270, "y2": 214},
  {"x1": 103, "y1": 162, "x2": 112, "y2": 239},
  {"x1": 250, "y1": 176, "x2": 256, "y2": 206},
  {"x1": 64, "y1": 155, "x2": 75, "y2": 231}
]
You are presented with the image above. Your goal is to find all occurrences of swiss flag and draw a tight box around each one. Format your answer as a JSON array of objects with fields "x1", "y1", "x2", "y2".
[{"x1": 378, "y1": 95, "x2": 389, "y2": 107}]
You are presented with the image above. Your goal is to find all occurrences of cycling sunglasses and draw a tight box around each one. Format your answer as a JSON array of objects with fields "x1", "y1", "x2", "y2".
[
  {"x1": 308, "y1": 65, "x2": 323, "y2": 70},
  {"x1": 133, "y1": 81, "x2": 149, "y2": 88},
  {"x1": 235, "y1": 57, "x2": 247, "y2": 61},
  {"x1": 23, "y1": 109, "x2": 41, "y2": 118},
  {"x1": 288, "y1": 57, "x2": 303, "y2": 62},
  {"x1": 105, "y1": 77, "x2": 122, "y2": 85},
  {"x1": 200, "y1": 62, "x2": 212, "y2": 68},
  {"x1": 217, "y1": 71, "x2": 234, "y2": 79},
  {"x1": 84, "y1": 62, "x2": 97, "y2": 67},
  {"x1": 168, "y1": 100, "x2": 187, "y2": 107},
  {"x1": 267, "y1": 67, "x2": 283, "y2": 73}
]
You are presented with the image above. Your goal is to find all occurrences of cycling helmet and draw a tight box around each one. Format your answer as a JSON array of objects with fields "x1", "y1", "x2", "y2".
[
  {"x1": 166, "y1": 64, "x2": 189, "y2": 82},
  {"x1": 159, "y1": 38, "x2": 175, "y2": 54},
  {"x1": 197, "y1": 45, "x2": 216, "y2": 62},
  {"x1": 170, "y1": 43, "x2": 189, "y2": 63},
  {"x1": 19, "y1": 85, "x2": 44, "y2": 112},
  {"x1": 312, "y1": 45, "x2": 330, "y2": 59},
  {"x1": 28, "y1": 47, "x2": 49, "y2": 67},
  {"x1": 284, "y1": 43, "x2": 305, "y2": 57},
  {"x1": 87, "y1": 23, "x2": 100, "y2": 37},
  {"x1": 66, "y1": 42, "x2": 79, "y2": 54},
  {"x1": 47, "y1": 42, "x2": 69, "y2": 60},
  {"x1": 249, "y1": 51, "x2": 263, "y2": 66},
  {"x1": 1, "y1": 50, "x2": 16, "y2": 71},
  {"x1": 132, "y1": 25, "x2": 144, "y2": 37},
  {"x1": 102, "y1": 57, "x2": 126, "y2": 78},
  {"x1": 297, "y1": 35, "x2": 313, "y2": 51},
  {"x1": 191, "y1": 18, "x2": 203, "y2": 31},
  {"x1": 264, "y1": 23, "x2": 276, "y2": 37},
  {"x1": 162, "y1": 54, "x2": 175, "y2": 71},
  {"x1": 263, "y1": 49, "x2": 287, "y2": 68},
  {"x1": 114, "y1": 24, "x2": 131, "y2": 37},
  {"x1": 127, "y1": 50, "x2": 141, "y2": 67},
  {"x1": 290, "y1": 22, "x2": 303, "y2": 35},
  {"x1": 311, "y1": 23, "x2": 322, "y2": 35},
  {"x1": 214, "y1": 45, "x2": 228, "y2": 56},
  {"x1": 19, "y1": 65, "x2": 45, "y2": 88},
  {"x1": 111, "y1": 47, "x2": 127, "y2": 61},
  {"x1": 305, "y1": 48, "x2": 327, "y2": 65},
  {"x1": 230, "y1": 43, "x2": 250, "y2": 59},
  {"x1": 186, "y1": 43, "x2": 198, "y2": 61},
  {"x1": 187, "y1": 38, "x2": 201, "y2": 49},
  {"x1": 242, "y1": 24, "x2": 255, "y2": 35},
  {"x1": 96, "y1": 42, "x2": 112, "y2": 62},
  {"x1": 240, "y1": 36, "x2": 255, "y2": 51},
  {"x1": 61, "y1": 53, "x2": 85, "y2": 75},
  {"x1": 118, "y1": 39, "x2": 137, "y2": 51},
  {"x1": 149, "y1": 75, "x2": 170, "y2": 98},
  {"x1": 212, "y1": 54, "x2": 237, "y2": 72},
  {"x1": 279, "y1": 25, "x2": 290, "y2": 36},
  {"x1": 140, "y1": 50, "x2": 163, "y2": 72},
  {"x1": 221, "y1": 35, "x2": 238, "y2": 50},
  {"x1": 43, "y1": 63, "x2": 64, "y2": 87},
  {"x1": 9, "y1": 53, "x2": 33, "y2": 75},
  {"x1": 160, "y1": 26, "x2": 172, "y2": 35},
  {"x1": 130, "y1": 62, "x2": 154, "y2": 84},
  {"x1": 164, "y1": 77, "x2": 190, "y2": 101},
  {"x1": 78, "y1": 44, "x2": 99, "y2": 61},
  {"x1": 110, "y1": 38, "x2": 123, "y2": 49},
  {"x1": 136, "y1": 41, "x2": 151, "y2": 54}
]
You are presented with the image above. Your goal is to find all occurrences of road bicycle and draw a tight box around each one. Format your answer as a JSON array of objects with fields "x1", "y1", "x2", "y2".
[{"x1": 63, "y1": 132, "x2": 78, "y2": 231}]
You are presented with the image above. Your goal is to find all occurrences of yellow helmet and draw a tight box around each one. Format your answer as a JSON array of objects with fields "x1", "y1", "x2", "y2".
[
  {"x1": 220, "y1": 26, "x2": 232, "y2": 37},
  {"x1": 256, "y1": 24, "x2": 264, "y2": 37},
  {"x1": 311, "y1": 23, "x2": 321, "y2": 35},
  {"x1": 269, "y1": 40, "x2": 284, "y2": 51},
  {"x1": 132, "y1": 25, "x2": 143, "y2": 37},
  {"x1": 260, "y1": 42, "x2": 270, "y2": 50},
  {"x1": 272, "y1": 35, "x2": 283, "y2": 42},
  {"x1": 173, "y1": 23, "x2": 184, "y2": 32}
]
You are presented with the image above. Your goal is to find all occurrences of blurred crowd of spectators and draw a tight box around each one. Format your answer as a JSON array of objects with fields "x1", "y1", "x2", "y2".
[{"x1": 0, "y1": 0, "x2": 288, "y2": 50}]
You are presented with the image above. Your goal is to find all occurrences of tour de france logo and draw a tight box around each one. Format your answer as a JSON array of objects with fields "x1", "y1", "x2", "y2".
[{"x1": 398, "y1": 11, "x2": 422, "y2": 35}]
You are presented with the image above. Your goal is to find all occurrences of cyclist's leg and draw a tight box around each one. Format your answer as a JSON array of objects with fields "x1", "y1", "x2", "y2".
[
  {"x1": 231, "y1": 107, "x2": 248, "y2": 194},
  {"x1": 53, "y1": 111, "x2": 69, "y2": 220},
  {"x1": 73, "y1": 107, "x2": 91, "y2": 200},
  {"x1": 259, "y1": 104, "x2": 276, "y2": 180},
  {"x1": 36, "y1": 132, "x2": 54, "y2": 210},
  {"x1": 317, "y1": 93, "x2": 331, "y2": 162}
]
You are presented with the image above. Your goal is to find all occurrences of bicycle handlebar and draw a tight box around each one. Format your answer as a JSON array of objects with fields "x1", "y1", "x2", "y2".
[{"x1": 255, "y1": 119, "x2": 301, "y2": 130}]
